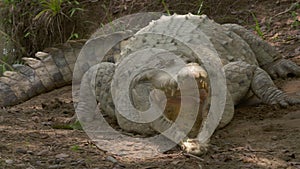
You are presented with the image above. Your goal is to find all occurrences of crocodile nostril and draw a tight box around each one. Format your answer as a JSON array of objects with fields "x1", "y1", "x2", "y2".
[{"x1": 186, "y1": 60, "x2": 192, "y2": 63}]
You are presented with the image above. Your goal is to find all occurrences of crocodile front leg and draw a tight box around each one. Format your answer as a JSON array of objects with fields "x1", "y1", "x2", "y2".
[
  {"x1": 262, "y1": 59, "x2": 300, "y2": 79},
  {"x1": 251, "y1": 67, "x2": 300, "y2": 107},
  {"x1": 75, "y1": 62, "x2": 116, "y2": 123},
  {"x1": 223, "y1": 24, "x2": 300, "y2": 79}
]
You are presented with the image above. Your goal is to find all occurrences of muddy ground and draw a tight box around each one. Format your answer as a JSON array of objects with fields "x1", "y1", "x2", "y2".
[
  {"x1": 1, "y1": 0, "x2": 300, "y2": 168},
  {"x1": 0, "y1": 81, "x2": 300, "y2": 169}
]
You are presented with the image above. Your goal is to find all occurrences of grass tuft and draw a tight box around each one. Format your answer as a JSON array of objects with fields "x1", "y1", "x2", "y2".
[
  {"x1": 251, "y1": 12, "x2": 264, "y2": 38},
  {"x1": 161, "y1": 0, "x2": 171, "y2": 15},
  {"x1": 0, "y1": 0, "x2": 84, "y2": 64}
]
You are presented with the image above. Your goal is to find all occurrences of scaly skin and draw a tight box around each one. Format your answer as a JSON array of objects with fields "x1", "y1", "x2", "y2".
[
  {"x1": 1, "y1": 13, "x2": 300, "y2": 156},
  {"x1": 82, "y1": 14, "x2": 300, "y2": 156},
  {"x1": 0, "y1": 40, "x2": 86, "y2": 106},
  {"x1": 0, "y1": 12, "x2": 163, "y2": 107}
]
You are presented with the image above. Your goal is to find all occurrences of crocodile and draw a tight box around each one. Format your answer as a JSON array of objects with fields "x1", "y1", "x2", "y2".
[
  {"x1": 1, "y1": 13, "x2": 300, "y2": 156},
  {"x1": 0, "y1": 12, "x2": 163, "y2": 106}
]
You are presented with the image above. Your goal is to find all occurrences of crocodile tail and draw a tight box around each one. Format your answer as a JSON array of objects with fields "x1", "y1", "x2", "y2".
[
  {"x1": 0, "y1": 39, "x2": 86, "y2": 107},
  {"x1": 0, "y1": 12, "x2": 165, "y2": 107}
]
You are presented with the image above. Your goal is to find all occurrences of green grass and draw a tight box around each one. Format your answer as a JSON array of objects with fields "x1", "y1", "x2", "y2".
[
  {"x1": 101, "y1": 4, "x2": 120, "y2": 32},
  {"x1": 291, "y1": 11, "x2": 300, "y2": 28},
  {"x1": 251, "y1": 12, "x2": 264, "y2": 38},
  {"x1": 0, "y1": 56, "x2": 14, "y2": 75},
  {"x1": 161, "y1": 0, "x2": 171, "y2": 15},
  {"x1": 34, "y1": 0, "x2": 83, "y2": 42},
  {"x1": 35, "y1": 0, "x2": 83, "y2": 19},
  {"x1": 70, "y1": 121, "x2": 83, "y2": 130},
  {"x1": 70, "y1": 145, "x2": 80, "y2": 151},
  {"x1": 197, "y1": 0, "x2": 205, "y2": 15},
  {"x1": 68, "y1": 33, "x2": 79, "y2": 40},
  {"x1": 0, "y1": 159, "x2": 4, "y2": 168},
  {"x1": 0, "y1": 0, "x2": 84, "y2": 65},
  {"x1": 52, "y1": 121, "x2": 83, "y2": 130},
  {"x1": 35, "y1": 0, "x2": 64, "y2": 18}
]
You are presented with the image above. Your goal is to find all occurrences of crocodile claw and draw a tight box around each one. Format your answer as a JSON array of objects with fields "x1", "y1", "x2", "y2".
[
  {"x1": 263, "y1": 59, "x2": 300, "y2": 79},
  {"x1": 180, "y1": 138, "x2": 208, "y2": 156}
]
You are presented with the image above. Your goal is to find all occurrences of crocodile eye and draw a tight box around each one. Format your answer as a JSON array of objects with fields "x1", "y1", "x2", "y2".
[{"x1": 107, "y1": 57, "x2": 115, "y2": 63}]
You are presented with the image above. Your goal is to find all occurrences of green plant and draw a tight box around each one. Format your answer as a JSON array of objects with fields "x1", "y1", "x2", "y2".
[
  {"x1": 0, "y1": 57, "x2": 14, "y2": 75},
  {"x1": 0, "y1": 159, "x2": 4, "y2": 168},
  {"x1": 35, "y1": 0, "x2": 64, "y2": 18},
  {"x1": 51, "y1": 120, "x2": 82, "y2": 130},
  {"x1": 0, "y1": 47, "x2": 15, "y2": 75},
  {"x1": 100, "y1": 4, "x2": 118, "y2": 31},
  {"x1": 2, "y1": 0, "x2": 17, "y2": 5},
  {"x1": 70, "y1": 145, "x2": 80, "y2": 151},
  {"x1": 161, "y1": 0, "x2": 171, "y2": 15},
  {"x1": 0, "y1": 0, "x2": 84, "y2": 65},
  {"x1": 68, "y1": 0, "x2": 83, "y2": 17},
  {"x1": 291, "y1": 11, "x2": 300, "y2": 28},
  {"x1": 70, "y1": 120, "x2": 83, "y2": 130},
  {"x1": 251, "y1": 13, "x2": 264, "y2": 38},
  {"x1": 0, "y1": 26, "x2": 24, "y2": 75},
  {"x1": 35, "y1": 0, "x2": 83, "y2": 19},
  {"x1": 68, "y1": 33, "x2": 79, "y2": 40},
  {"x1": 34, "y1": 0, "x2": 83, "y2": 42},
  {"x1": 0, "y1": 63, "x2": 7, "y2": 75},
  {"x1": 197, "y1": 0, "x2": 205, "y2": 15},
  {"x1": 52, "y1": 124, "x2": 74, "y2": 130},
  {"x1": 0, "y1": 10, "x2": 26, "y2": 65}
]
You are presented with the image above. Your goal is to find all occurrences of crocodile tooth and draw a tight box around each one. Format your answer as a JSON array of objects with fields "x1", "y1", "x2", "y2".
[{"x1": 171, "y1": 88, "x2": 176, "y2": 97}]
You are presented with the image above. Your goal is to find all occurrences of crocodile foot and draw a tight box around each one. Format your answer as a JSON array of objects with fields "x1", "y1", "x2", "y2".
[
  {"x1": 263, "y1": 59, "x2": 300, "y2": 79},
  {"x1": 251, "y1": 67, "x2": 300, "y2": 108},
  {"x1": 180, "y1": 138, "x2": 208, "y2": 156}
]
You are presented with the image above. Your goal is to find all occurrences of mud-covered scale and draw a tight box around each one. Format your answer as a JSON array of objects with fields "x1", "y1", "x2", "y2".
[{"x1": 1, "y1": 13, "x2": 300, "y2": 156}]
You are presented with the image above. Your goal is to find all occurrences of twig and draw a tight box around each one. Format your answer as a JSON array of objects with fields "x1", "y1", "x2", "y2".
[
  {"x1": 289, "y1": 162, "x2": 300, "y2": 165},
  {"x1": 274, "y1": 2, "x2": 299, "y2": 18},
  {"x1": 268, "y1": 2, "x2": 299, "y2": 23},
  {"x1": 0, "y1": 59, "x2": 14, "y2": 71},
  {"x1": 183, "y1": 152, "x2": 205, "y2": 162}
]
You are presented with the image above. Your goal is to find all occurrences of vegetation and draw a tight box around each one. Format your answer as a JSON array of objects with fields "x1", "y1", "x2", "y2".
[
  {"x1": 251, "y1": 12, "x2": 264, "y2": 38},
  {"x1": 0, "y1": 0, "x2": 83, "y2": 70},
  {"x1": 0, "y1": 0, "x2": 298, "y2": 75},
  {"x1": 291, "y1": 11, "x2": 300, "y2": 28},
  {"x1": 0, "y1": 0, "x2": 236, "y2": 66},
  {"x1": 161, "y1": 0, "x2": 171, "y2": 16},
  {"x1": 70, "y1": 145, "x2": 80, "y2": 151}
]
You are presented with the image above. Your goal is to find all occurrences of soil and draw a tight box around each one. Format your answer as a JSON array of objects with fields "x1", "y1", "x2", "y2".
[{"x1": 1, "y1": 0, "x2": 300, "y2": 168}]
